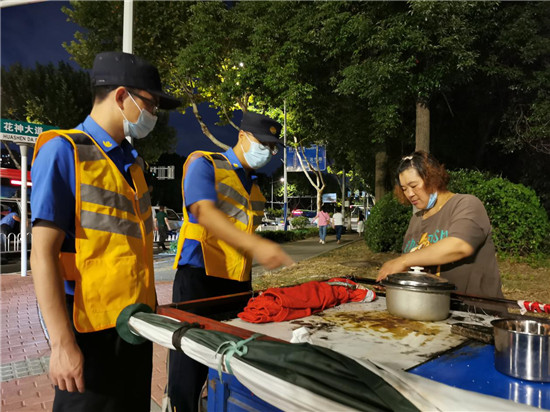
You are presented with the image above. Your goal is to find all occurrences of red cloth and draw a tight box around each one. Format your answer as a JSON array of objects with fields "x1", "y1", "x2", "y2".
[
  {"x1": 518, "y1": 300, "x2": 550, "y2": 314},
  {"x1": 238, "y1": 278, "x2": 375, "y2": 323}
]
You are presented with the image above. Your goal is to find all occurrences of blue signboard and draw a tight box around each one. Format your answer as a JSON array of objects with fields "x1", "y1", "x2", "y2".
[
  {"x1": 286, "y1": 145, "x2": 326, "y2": 172},
  {"x1": 322, "y1": 193, "x2": 337, "y2": 203}
]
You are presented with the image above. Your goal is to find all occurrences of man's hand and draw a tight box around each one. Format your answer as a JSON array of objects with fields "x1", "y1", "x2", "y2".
[
  {"x1": 49, "y1": 340, "x2": 85, "y2": 393},
  {"x1": 31, "y1": 221, "x2": 85, "y2": 392},
  {"x1": 250, "y1": 238, "x2": 295, "y2": 270},
  {"x1": 191, "y1": 200, "x2": 295, "y2": 270}
]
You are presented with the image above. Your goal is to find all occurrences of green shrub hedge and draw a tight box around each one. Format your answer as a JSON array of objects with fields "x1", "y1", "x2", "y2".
[
  {"x1": 363, "y1": 170, "x2": 549, "y2": 256},
  {"x1": 364, "y1": 193, "x2": 412, "y2": 253},
  {"x1": 257, "y1": 227, "x2": 319, "y2": 243},
  {"x1": 448, "y1": 170, "x2": 550, "y2": 255},
  {"x1": 291, "y1": 216, "x2": 310, "y2": 229}
]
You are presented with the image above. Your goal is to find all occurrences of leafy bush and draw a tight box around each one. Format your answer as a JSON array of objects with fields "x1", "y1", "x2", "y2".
[
  {"x1": 364, "y1": 193, "x2": 412, "y2": 253},
  {"x1": 291, "y1": 216, "x2": 310, "y2": 229},
  {"x1": 257, "y1": 228, "x2": 319, "y2": 243},
  {"x1": 265, "y1": 208, "x2": 284, "y2": 218},
  {"x1": 448, "y1": 170, "x2": 550, "y2": 255}
]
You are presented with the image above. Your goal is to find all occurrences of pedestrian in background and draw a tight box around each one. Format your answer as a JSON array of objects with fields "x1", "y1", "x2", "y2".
[
  {"x1": 0, "y1": 208, "x2": 21, "y2": 250},
  {"x1": 331, "y1": 209, "x2": 344, "y2": 244},
  {"x1": 168, "y1": 111, "x2": 294, "y2": 412},
  {"x1": 357, "y1": 211, "x2": 365, "y2": 237},
  {"x1": 313, "y1": 205, "x2": 330, "y2": 244},
  {"x1": 155, "y1": 205, "x2": 169, "y2": 251},
  {"x1": 30, "y1": 51, "x2": 181, "y2": 412}
]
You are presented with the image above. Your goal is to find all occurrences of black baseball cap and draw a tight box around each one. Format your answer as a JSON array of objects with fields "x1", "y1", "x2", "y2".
[
  {"x1": 240, "y1": 112, "x2": 283, "y2": 145},
  {"x1": 91, "y1": 51, "x2": 181, "y2": 110}
]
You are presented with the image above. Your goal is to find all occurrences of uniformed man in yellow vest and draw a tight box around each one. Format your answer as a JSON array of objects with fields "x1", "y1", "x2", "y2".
[
  {"x1": 30, "y1": 51, "x2": 181, "y2": 412},
  {"x1": 168, "y1": 111, "x2": 295, "y2": 411}
]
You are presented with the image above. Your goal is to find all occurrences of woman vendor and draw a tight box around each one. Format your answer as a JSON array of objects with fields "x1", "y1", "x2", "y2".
[{"x1": 376, "y1": 151, "x2": 503, "y2": 298}]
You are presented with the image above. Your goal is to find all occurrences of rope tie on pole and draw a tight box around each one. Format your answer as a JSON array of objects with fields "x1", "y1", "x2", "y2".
[{"x1": 215, "y1": 333, "x2": 263, "y2": 381}]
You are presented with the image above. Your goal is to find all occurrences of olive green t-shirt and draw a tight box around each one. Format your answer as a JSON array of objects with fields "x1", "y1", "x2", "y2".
[
  {"x1": 402, "y1": 194, "x2": 503, "y2": 298},
  {"x1": 156, "y1": 211, "x2": 168, "y2": 229}
]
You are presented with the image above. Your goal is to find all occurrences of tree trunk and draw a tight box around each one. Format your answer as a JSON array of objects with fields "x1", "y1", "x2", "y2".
[
  {"x1": 191, "y1": 101, "x2": 230, "y2": 151},
  {"x1": 415, "y1": 99, "x2": 430, "y2": 152},
  {"x1": 375, "y1": 150, "x2": 388, "y2": 201}
]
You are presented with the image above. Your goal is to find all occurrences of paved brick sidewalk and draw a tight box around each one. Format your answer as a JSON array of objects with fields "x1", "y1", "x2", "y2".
[
  {"x1": 1, "y1": 274, "x2": 172, "y2": 411},
  {"x1": 1, "y1": 233, "x2": 358, "y2": 410}
]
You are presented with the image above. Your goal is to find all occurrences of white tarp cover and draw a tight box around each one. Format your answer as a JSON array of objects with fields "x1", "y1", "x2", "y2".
[{"x1": 127, "y1": 312, "x2": 535, "y2": 411}]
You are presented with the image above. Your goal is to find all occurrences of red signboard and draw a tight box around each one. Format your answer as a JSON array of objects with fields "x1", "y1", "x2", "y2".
[{"x1": 0, "y1": 168, "x2": 31, "y2": 182}]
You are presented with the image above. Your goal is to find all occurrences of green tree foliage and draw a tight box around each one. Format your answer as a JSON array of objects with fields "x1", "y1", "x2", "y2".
[
  {"x1": 448, "y1": 170, "x2": 549, "y2": 255},
  {"x1": 364, "y1": 193, "x2": 412, "y2": 253},
  {"x1": 1, "y1": 61, "x2": 91, "y2": 128},
  {"x1": 61, "y1": 1, "x2": 550, "y2": 211},
  {"x1": 0, "y1": 61, "x2": 175, "y2": 165}
]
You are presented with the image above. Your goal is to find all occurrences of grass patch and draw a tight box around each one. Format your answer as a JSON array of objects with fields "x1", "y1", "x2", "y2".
[{"x1": 253, "y1": 241, "x2": 550, "y2": 305}]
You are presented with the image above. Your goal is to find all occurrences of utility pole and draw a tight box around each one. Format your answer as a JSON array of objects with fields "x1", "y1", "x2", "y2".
[
  {"x1": 341, "y1": 169, "x2": 345, "y2": 216},
  {"x1": 19, "y1": 144, "x2": 29, "y2": 277},
  {"x1": 123, "y1": 0, "x2": 134, "y2": 144},
  {"x1": 270, "y1": 178, "x2": 274, "y2": 210},
  {"x1": 283, "y1": 100, "x2": 288, "y2": 231}
]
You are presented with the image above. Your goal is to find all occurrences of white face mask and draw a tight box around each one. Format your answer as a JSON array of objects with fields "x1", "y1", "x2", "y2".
[
  {"x1": 240, "y1": 133, "x2": 273, "y2": 169},
  {"x1": 119, "y1": 93, "x2": 158, "y2": 140}
]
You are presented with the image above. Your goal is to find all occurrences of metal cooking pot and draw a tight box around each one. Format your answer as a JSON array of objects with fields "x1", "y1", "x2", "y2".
[
  {"x1": 382, "y1": 267, "x2": 455, "y2": 321},
  {"x1": 492, "y1": 318, "x2": 550, "y2": 382}
]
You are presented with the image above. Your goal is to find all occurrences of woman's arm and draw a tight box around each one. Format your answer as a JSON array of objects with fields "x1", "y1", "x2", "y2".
[{"x1": 376, "y1": 236, "x2": 474, "y2": 281}]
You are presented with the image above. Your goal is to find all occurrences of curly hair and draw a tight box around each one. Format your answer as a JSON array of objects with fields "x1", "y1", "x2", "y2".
[{"x1": 393, "y1": 151, "x2": 450, "y2": 205}]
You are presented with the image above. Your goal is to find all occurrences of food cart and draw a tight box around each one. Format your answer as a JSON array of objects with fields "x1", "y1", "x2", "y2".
[{"x1": 118, "y1": 280, "x2": 549, "y2": 411}]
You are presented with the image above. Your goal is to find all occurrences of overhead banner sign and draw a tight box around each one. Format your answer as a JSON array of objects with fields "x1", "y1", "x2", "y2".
[
  {"x1": 286, "y1": 145, "x2": 326, "y2": 172},
  {"x1": 0, "y1": 119, "x2": 56, "y2": 144},
  {"x1": 150, "y1": 165, "x2": 175, "y2": 180}
]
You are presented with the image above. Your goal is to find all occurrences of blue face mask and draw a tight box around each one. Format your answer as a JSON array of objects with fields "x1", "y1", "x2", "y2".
[
  {"x1": 241, "y1": 133, "x2": 273, "y2": 169},
  {"x1": 119, "y1": 93, "x2": 158, "y2": 140},
  {"x1": 425, "y1": 192, "x2": 438, "y2": 210}
]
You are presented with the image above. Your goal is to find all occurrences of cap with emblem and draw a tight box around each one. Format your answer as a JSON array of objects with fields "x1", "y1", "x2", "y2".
[
  {"x1": 240, "y1": 112, "x2": 283, "y2": 145},
  {"x1": 91, "y1": 51, "x2": 181, "y2": 110}
]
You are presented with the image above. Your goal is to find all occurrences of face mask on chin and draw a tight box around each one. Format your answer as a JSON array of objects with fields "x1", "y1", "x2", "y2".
[
  {"x1": 424, "y1": 191, "x2": 438, "y2": 210},
  {"x1": 240, "y1": 133, "x2": 273, "y2": 169},
  {"x1": 119, "y1": 93, "x2": 158, "y2": 140}
]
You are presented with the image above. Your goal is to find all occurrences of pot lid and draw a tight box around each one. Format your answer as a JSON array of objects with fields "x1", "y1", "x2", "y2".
[{"x1": 382, "y1": 271, "x2": 456, "y2": 291}]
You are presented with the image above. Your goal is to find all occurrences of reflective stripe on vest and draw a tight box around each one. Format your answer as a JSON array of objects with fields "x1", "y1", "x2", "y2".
[
  {"x1": 32, "y1": 129, "x2": 156, "y2": 333},
  {"x1": 173, "y1": 151, "x2": 266, "y2": 282}
]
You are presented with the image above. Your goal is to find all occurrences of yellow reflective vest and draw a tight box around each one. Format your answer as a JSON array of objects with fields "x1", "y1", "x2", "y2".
[
  {"x1": 32, "y1": 130, "x2": 156, "y2": 333},
  {"x1": 173, "y1": 151, "x2": 265, "y2": 282}
]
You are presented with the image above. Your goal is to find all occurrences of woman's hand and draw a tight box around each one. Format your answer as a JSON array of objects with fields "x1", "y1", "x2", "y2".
[{"x1": 376, "y1": 255, "x2": 409, "y2": 282}]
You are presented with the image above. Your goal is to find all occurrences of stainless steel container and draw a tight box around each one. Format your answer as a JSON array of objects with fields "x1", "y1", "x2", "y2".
[
  {"x1": 382, "y1": 271, "x2": 455, "y2": 321},
  {"x1": 492, "y1": 319, "x2": 550, "y2": 382}
]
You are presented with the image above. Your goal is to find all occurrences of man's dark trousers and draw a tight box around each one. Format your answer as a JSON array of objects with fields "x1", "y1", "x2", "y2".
[{"x1": 168, "y1": 265, "x2": 251, "y2": 412}]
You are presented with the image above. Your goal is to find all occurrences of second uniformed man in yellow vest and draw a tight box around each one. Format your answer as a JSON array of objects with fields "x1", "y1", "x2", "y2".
[
  {"x1": 30, "y1": 51, "x2": 181, "y2": 412},
  {"x1": 168, "y1": 111, "x2": 295, "y2": 411}
]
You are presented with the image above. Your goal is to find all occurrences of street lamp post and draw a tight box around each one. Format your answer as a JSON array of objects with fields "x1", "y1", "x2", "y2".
[
  {"x1": 270, "y1": 177, "x2": 284, "y2": 210},
  {"x1": 270, "y1": 178, "x2": 274, "y2": 210}
]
